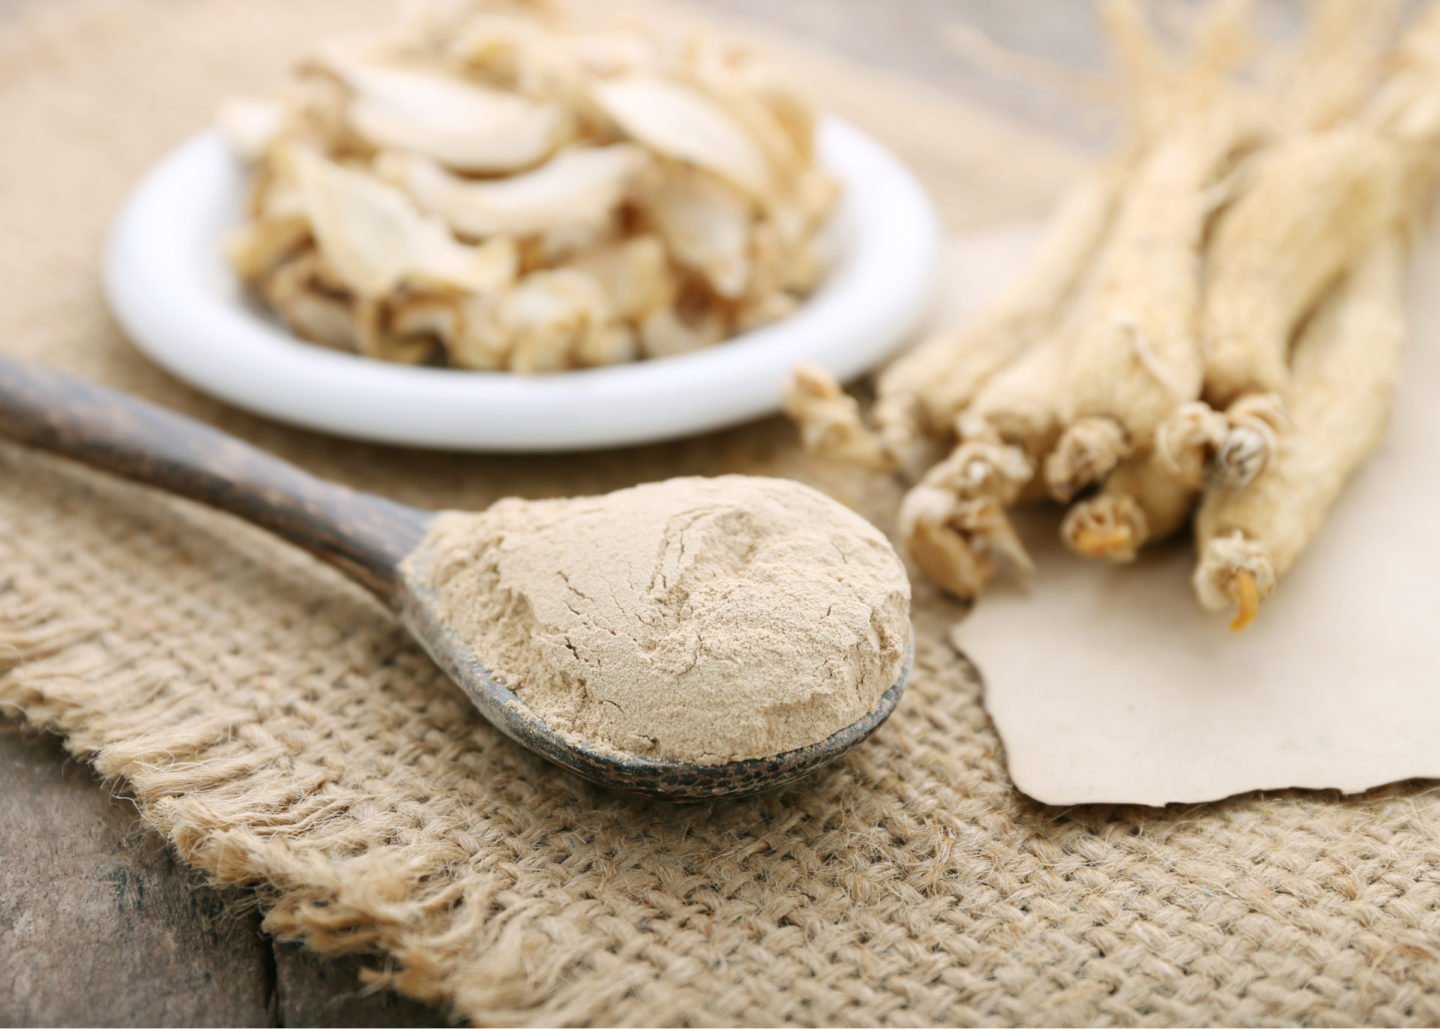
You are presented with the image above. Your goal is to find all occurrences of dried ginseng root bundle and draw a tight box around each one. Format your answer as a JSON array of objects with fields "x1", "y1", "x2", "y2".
[
  {"x1": 783, "y1": 164, "x2": 1126, "y2": 599},
  {"x1": 1040, "y1": 106, "x2": 1240, "y2": 502},
  {"x1": 218, "y1": 0, "x2": 840, "y2": 372},
  {"x1": 784, "y1": 0, "x2": 1438, "y2": 628},
  {"x1": 892, "y1": 0, "x2": 1258, "y2": 597},
  {"x1": 1192, "y1": 233, "x2": 1406, "y2": 631},
  {"x1": 1169, "y1": 4, "x2": 1439, "y2": 491},
  {"x1": 1202, "y1": 132, "x2": 1403, "y2": 412},
  {"x1": 1186, "y1": 125, "x2": 1412, "y2": 494}
]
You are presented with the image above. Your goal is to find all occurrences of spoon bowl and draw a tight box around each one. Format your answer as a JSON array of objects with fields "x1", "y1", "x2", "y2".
[
  {"x1": 0, "y1": 357, "x2": 909, "y2": 799},
  {"x1": 402, "y1": 561, "x2": 912, "y2": 798}
]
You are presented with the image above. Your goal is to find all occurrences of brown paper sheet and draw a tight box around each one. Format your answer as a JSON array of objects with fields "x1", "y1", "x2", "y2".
[{"x1": 951, "y1": 225, "x2": 1440, "y2": 807}]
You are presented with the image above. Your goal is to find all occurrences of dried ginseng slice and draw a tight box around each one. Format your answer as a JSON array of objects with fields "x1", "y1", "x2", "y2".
[
  {"x1": 592, "y1": 74, "x2": 774, "y2": 201},
  {"x1": 643, "y1": 165, "x2": 755, "y2": 300},
  {"x1": 220, "y1": 0, "x2": 841, "y2": 373},
  {"x1": 1192, "y1": 233, "x2": 1405, "y2": 630},
  {"x1": 291, "y1": 148, "x2": 518, "y2": 298},
  {"x1": 376, "y1": 144, "x2": 651, "y2": 242},
  {"x1": 444, "y1": 13, "x2": 649, "y2": 105},
  {"x1": 326, "y1": 57, "x2": 574, "y2": 174},
  {"x1": 260, "y1": 249, "x2": 362, "y2": 352},
  {"x1": 563, "y1": 235, "x2": 672, "y2": 324},
  {"x1": 354, "y1": 297, "x2": 443, "y2": 365},
  {"x1": 494, "y1": 268, "x2": 618, "y2": 373},
  {"x1": 226, "y1": 217, "x2": 311, "y2": 283}
]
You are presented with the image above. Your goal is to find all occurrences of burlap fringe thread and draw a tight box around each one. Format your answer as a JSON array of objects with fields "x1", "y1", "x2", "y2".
[{"x1": 0, "y1": 568, "x2": 547, "y2": 1021}]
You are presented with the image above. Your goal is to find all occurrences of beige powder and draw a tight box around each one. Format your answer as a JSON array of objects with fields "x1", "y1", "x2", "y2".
[{"x1": 412, "y1": 475, "x2": 911, "y2": 764}]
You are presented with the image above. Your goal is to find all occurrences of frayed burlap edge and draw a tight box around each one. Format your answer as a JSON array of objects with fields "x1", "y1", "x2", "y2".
[{"x1": 1, "y1": 569, "x2": 550, "y2": 1024}]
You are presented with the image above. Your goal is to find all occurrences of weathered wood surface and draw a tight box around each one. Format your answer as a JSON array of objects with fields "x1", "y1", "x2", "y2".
[
  {"x1": 0, "y1": 1, "x2": 1247, "y2": 1025},
  {"x1": 272, "y1": 949, "x2": 443, "y2": 1028},
  {"x1": 0, "y1": 724, "x2": 274, "y2": 1027},
  {"x1": 0, "y1": 724, "x2": 445, "y2": 1028}
]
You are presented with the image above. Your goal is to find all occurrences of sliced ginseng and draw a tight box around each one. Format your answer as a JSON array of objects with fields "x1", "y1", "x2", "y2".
[
  {"x1": 592, "y1": 74, "x2": 774, "y2": 201},
  {"x1": 563, "y1": 235, "x2": 673, "y2": 323},
  {"x1": 376, "y1": 145, "x2": 650, "y2": 242},
  {"x1": 644, "y1": 165, "x2": 755, "y2": 300},
  {"x1": 220, "y1": 1, "x2": 850, "y2": 374},
  {"x1": 291, "y1": 148, "x2": 518, "y2": 298},
  {"x1": 326, "y1": 57, "x2": 574, "y2": 173}
]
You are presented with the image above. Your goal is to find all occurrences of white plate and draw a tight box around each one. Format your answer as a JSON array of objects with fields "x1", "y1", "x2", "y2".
[{"x1": 104, "y1": 119, "x2": 940, "y2": 451}]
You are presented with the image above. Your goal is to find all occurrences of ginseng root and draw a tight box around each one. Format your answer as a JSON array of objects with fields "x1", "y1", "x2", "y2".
[
  {"x1": 1201, "y1": 127, "x2": 1404, "y2": 410},
  {"x1": 1211, "y1": 392, "x2": 1287, "y2": 488},
  {"x1": 1061, "y1": 447, "x2": 1197, "y2": 562},
  {"x1": 1193, "y1": 233, "x2": 1405, "y2": 630},
  {"x1": 782, "y1": 363, "x2": 892, "y2": 472},
  {"x1": 1044, "y1": 108, "x2": 1248, "y2": 501},
  {"x1": 870, "y1": 165, "x2": 1123, "y2": 478},
  {"x1": 1042, "y1": 0, "x2": 1256, "y2": 502},
  {"x1": 1156, "y1": 394, "x2": 1285, "y2": 490},
  {"x1": 1155, "y1": 400, "x2": 1229, "y2": 488},
  {"x1": 898, "y1": 319, "x2": 1081, "y2": 599},
  {"x1": 899, "y1": 448, "x2": 1034, "y2": 601}
]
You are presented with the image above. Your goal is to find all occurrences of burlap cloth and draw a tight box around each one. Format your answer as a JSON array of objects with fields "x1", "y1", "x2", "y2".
[{"x1": 3, "y1": 1, "x2": 1439, "y2": 1025}]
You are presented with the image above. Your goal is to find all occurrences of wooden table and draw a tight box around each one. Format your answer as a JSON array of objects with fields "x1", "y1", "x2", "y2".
[{"x1": 0, "y1": 3, "x2": 1118, "y2": 1024}]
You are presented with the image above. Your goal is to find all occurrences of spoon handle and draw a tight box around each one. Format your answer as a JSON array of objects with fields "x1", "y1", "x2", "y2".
[{"x1": 0, "y1": 357, "x2": 431, "y2": 601}]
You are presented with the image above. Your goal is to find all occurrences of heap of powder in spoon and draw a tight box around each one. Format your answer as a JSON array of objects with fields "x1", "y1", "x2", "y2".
[{"x1": 410, "y1": 476, "x2": 911, "y2": 764}]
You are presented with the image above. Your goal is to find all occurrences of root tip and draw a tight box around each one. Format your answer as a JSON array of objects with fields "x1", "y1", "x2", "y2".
[
  {"x1": 1071, "y1": 525, "x2": 1135, "y2": 559},
  {"x1": 1228, "y1": 569, "x2": 1260, "y2": 631}
]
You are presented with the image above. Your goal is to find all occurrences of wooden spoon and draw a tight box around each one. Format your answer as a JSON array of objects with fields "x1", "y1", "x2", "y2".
[{"x1": 0, "y1": 358, "x2": 908, "y2": 799}]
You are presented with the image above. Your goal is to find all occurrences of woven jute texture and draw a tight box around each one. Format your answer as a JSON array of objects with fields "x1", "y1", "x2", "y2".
[{"x1": 4, "y1": 1, "x2": 1440, "y2": 1025}]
